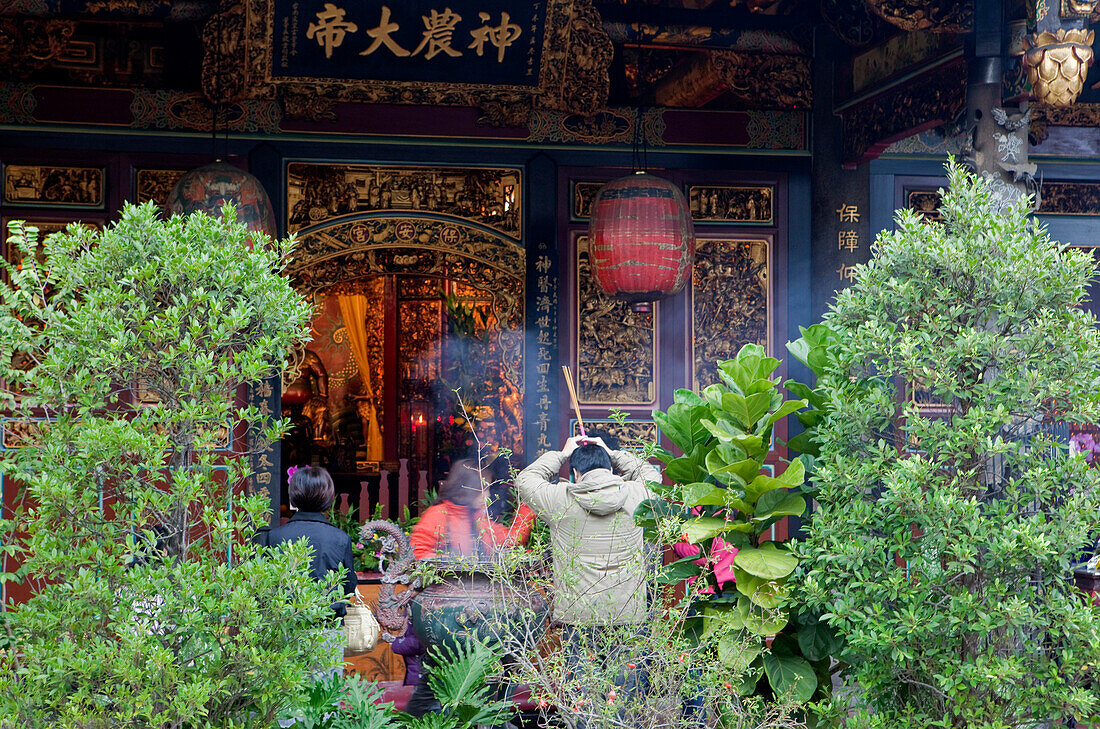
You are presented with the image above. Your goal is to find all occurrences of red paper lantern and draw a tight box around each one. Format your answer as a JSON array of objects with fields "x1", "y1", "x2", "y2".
[
  {"x1": 164, "y1": 161, "x2": 277, "y2": 238},
  {"x1": 588, "y1": 172, "x2": 695, "y2": 309}
]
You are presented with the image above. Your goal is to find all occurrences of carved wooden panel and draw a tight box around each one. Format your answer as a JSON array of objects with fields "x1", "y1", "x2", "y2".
[
  {"x1": 571, "y1": 180, "x2": 604, "y2": 220},
  {"x1": 135, "y1": 168, "x2": 187, "y2": 206},
  {"x1": 575, "y1": 235, "x2": 656, "y2": 406},
  {"x1": 692, "y1": 238, "x2": 769, "y2": 390},
  {"x1": 687, "y1": 185, "x2": 774, "y2": 224},
  {"x1": 568, "y1": 418, "x2": 658, "y2": 451},
  {"x1": 905, "y1": 188, "x2": 945, "y2": 223},
  {"x1": 286, "y1": 162, "x2": 522, "y2": 239},
  {"x1": 2, "y1": 164, "x2": 104, "y2": 209}
]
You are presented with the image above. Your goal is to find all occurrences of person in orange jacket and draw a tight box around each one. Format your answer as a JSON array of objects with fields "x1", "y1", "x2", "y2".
[
  {"x1": 405, "y1": 456, "x2": 535, "y2": 717},
  {"x1": 410, "y1": 457, "x2": 535, "y2": 560}
]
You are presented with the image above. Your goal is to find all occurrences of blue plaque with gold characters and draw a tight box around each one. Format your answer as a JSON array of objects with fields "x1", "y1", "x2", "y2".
[{"x1": 275, "y1": 1, "x2": 545, "y2": 86}]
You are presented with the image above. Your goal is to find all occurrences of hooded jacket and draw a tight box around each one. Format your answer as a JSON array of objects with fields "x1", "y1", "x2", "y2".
[{"x1": 516, "y1": 448, "x2": 658, "y2": 625}]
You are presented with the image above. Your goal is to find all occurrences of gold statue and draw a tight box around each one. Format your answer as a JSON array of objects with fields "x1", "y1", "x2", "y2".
[{"x1": 283, "y1": 349, "x2": 330, "y2": 445}]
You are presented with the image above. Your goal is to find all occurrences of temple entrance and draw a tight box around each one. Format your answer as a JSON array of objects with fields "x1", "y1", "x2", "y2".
[{"x1": 278, "y1": 213, "x2": 526, "y2": 520}]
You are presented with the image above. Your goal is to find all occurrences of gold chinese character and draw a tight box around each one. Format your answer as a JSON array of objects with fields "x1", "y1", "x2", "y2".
[
  {"x1": 535, "y1": 256, "x2": 551, "y2": 274},
  {"x1": 836, "y1": 204, "x2": 860, "y2": 223},
  {"x1": 535, "y1": 315, "x2": 550, "y2": 329},
  {"x1": 256, "y1": 380, "x2": 273, "y2": 399},
  {"x1": 359, "y1": 5, "x2": 410, "y2": 57},
  {"x1": 258, "y1": 399, "x2": 272, "y2": 417},
  {"x1": 537, "y1": 432, "x2": 551, "y2": 449},
  {"x1": 255, "y1": 471, "x2": 273, "y2": 485},
  {"x1": 536, "y1": 362, "x2": 550, "y2": 375},
  {"x1": 836, "y1": 264, "x2": 858, "y2": 282},
  {"x1": 837, "y1": 230, "x2": 860, "y2": 252},
  {"x1": 468, "y1": 12, "x2": 522, "y2": 63},
  {"x1": 258, "y1": 453, "x2": 274, "y2": 469},
  {"x1": 411, "y1": 8, "x2": 462, "y2": 59},
  {"x1": 307, "y1": 3, "x2": 358, "y2": 59}
]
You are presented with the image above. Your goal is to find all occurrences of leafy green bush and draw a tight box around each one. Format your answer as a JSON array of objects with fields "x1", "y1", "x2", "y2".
[
  {"x1": 0, "y1": 205, "x2": 336, "y2": 728},
  {"x1": 796, "y1": 161, "x2": 1100, "y2": 728}
]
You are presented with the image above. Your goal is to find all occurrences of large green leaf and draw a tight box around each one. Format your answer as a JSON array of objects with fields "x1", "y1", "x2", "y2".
[
  {"x1": 682, "y1": 517, "x2": 736, "y2": 544},
  {"x1": 783, "y1": 380, "x2": 826, "y2": 410},
  {"x1": 658, "y1": 555, "x2": 704, "y2": 584},
  {"x1": 738, "y1": 595, "x2": 789, "y2": 636},
  {"x1": 764, "y1": 399, "x2": 808, "y2": 428},
  {"x1": 733, "y1": 568, "x2": 786, "y2": 609},
  {"x1": 654, "y1": 403, "x2": 712, "y2": 453},
  {"x1": 632, "y1": 498, "x2": 681, "y2": 529},
  {"x1": 718, "y1": 635, "x2": 762, "y2": 674},
  {"x1": 754, "y1": 490, "x2": 806, "y2": 520},
  {"x1": 797, "y1": 616, "x2": 844, "y2": 662},
  {"x1": 667, "y1": 452, "x2": 707, "y2": 485},
  {"x1": 776, "y1": 458, "x2": 806, "y2": 487},
  {"x1": 733, "y1": 542, "x2": 798, "y2": 580},
  {"x1": 762, "y1": 652, "x2": 817, "y2": 703},
  {"x1": 704, "y1": 447, "x2": 764, "y2": 487},
  {"x1": 784, "y1": 430, "x2": 819, "y2": 457},
  {"x1": 721, "y1": 391, "x2": 779, "y2": 429},
  {"x1": 701, "y1": 417, "x2": 747, "y2": 443},
  {"x1": 672, "y1": 388, "x2": 705, "y2": 407},
  {"x1": 683, "y1": 482, "x2": 728, "y2": 507}
]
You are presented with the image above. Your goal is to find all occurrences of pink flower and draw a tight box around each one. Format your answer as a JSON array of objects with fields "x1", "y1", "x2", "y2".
[
  {"x1": 355, "y1": 542, "x2": 365, "y2": 550},
  {"x1": 672, "y1": 536, "x2": 738, "y2": 594}
]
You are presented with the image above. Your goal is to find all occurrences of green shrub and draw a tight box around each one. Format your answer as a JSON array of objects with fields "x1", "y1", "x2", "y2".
[
  {"x1": 0, "y1": 204, "x2": 335, "y2": 728},
  {"x1": 796, "y1": 160, "x2": 1100, "y2": 728}
]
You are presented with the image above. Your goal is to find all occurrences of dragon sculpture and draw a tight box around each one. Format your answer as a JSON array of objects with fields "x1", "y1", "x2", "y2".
[{"x1": 360, "y1": 519, "x2": 420, "y2": 643}]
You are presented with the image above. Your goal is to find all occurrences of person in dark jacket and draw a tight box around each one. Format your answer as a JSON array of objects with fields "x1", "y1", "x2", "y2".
[{"x1": 266, "y1": 466, "x2": 357, "y2": 618}]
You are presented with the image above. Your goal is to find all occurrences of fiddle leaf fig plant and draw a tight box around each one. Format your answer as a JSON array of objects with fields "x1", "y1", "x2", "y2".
[
  {"x1": 638, "y1": 343, "x2": 832, "y2": 706},
  {"x1": 796, "y1": 159, "x2": 1100, "y2": 729}
]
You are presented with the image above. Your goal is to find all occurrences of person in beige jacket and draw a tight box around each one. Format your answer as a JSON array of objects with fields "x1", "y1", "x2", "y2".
[{"x1": 516, "y1": 435, "x2": 659, "y2": 626}]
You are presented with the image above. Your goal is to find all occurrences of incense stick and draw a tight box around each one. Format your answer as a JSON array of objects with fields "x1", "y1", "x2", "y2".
[{"x1": 561, "y1": 365, "x2": 587, "y2": 438}]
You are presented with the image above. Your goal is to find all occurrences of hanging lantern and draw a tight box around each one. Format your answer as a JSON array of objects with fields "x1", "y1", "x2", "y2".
[
  {"x1": 588, "y1": 172, "x2": 695, "y2": 311},
  {"x1": 164, "y1": 161, "x2": 277, "y2": 238}
]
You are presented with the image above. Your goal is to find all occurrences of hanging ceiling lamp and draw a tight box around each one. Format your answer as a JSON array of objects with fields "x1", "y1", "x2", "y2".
[
  {"x1": 164, "y1": 2, "x2": 277, "y2": 238},
  {"x1": 587, "y1": 172, "x2": 695, "y2": 312},
  {"x1": 165, "y1": 161, "x2": 277, "y2": 238},
  {"x1": 587, "y1": 28, "x2": 694, "y2": 313}
]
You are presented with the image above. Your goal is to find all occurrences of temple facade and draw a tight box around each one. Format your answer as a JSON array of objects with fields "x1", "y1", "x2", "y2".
[{"x1": 3, "y1": 0, "x2": 1100, "y2": 530}]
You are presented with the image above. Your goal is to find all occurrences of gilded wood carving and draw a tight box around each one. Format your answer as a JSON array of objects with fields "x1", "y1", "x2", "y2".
[
  {"x1": 287, "y1": 163, "x2": 522, "y2": 240},
  {"x1": 3, "y1": 164, "x2": 105, "y2": 209},
  {"x1": 688, "y1": 185, "x2": 774, "y2": 224},
  {"x1": 135, "y1": 169, "x2": 188, "y2": 206},
  {"x1": 575, "y1": 235, "x2": 656, "y2": 406},
  {"x1": 692, "y1": 238, "x2": 769, "y2": 390}
]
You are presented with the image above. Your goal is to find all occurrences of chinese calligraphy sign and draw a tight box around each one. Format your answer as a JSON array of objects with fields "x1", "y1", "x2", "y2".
[
  {"x1": 278, "y1": 1, "x2": 543, "y2": 86},
  {"x1": 237, "y1": 0, "x2": 612, "y2": 124}
]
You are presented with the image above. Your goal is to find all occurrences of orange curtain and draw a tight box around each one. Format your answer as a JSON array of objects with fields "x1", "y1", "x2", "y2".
[{"x1": 337, "y1": 294, "x2": 384, "y2": 461}]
